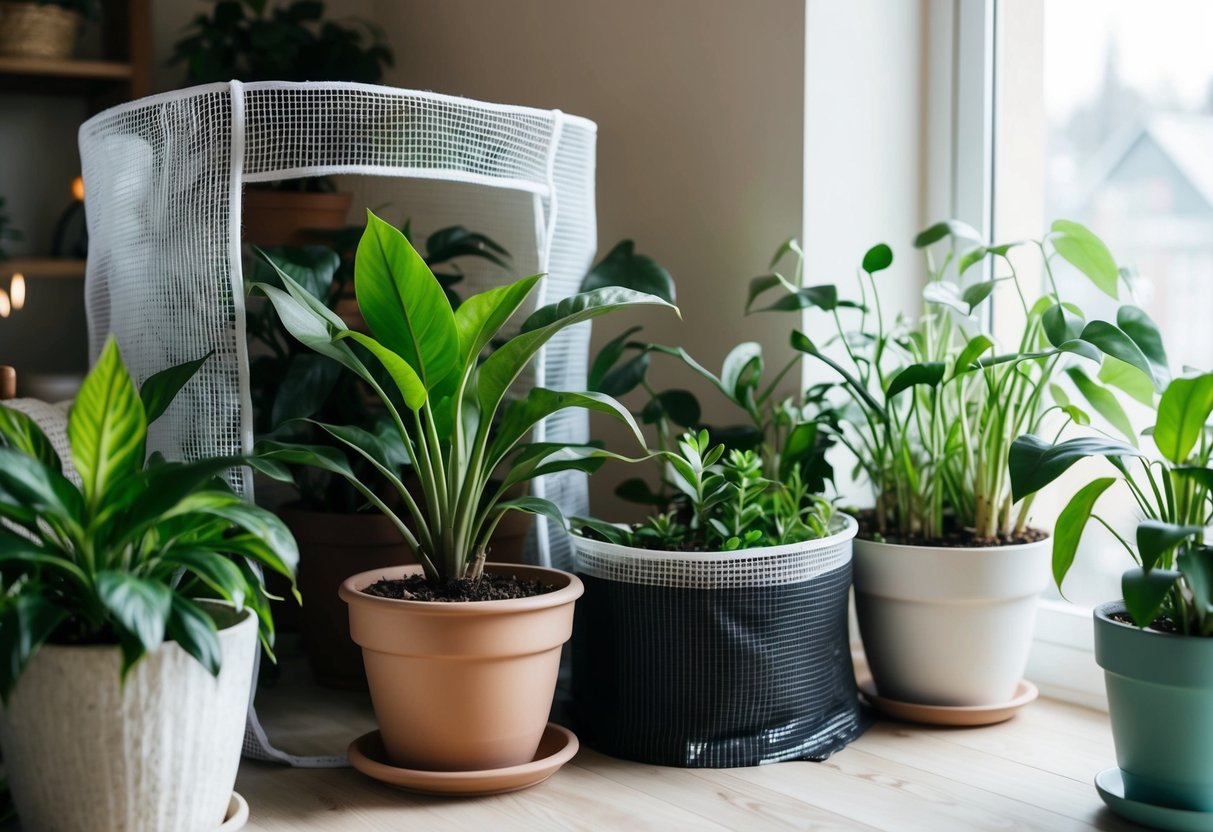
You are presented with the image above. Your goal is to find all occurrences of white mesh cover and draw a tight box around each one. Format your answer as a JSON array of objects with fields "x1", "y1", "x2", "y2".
[{"x1": 78, "y1": 82, "x2": 598, "y2": 765}]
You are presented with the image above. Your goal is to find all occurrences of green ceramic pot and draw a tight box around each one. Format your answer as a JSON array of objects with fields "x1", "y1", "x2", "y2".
[{"x1": 1094, "y1": 601, "x2": 1213, "y2": 811}]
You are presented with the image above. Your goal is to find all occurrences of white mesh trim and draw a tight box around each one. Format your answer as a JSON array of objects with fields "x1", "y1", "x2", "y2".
[{"x1": 572, "y1": 515, "x2": 858, "y2": 590}]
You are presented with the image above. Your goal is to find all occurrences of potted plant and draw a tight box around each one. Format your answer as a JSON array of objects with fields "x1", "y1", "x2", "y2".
[
  {"x1": 0, "y1": 0, "x2": 97, "y2": 59},
  {"x1": 568, "y1": 241, "x2": 862, "y2": 766},
  {"x1": 251, "y1": 210, "x2": 674, "y2": 781},
  {"x1": 760, "y1": 220, "x2": 1160, "y2": 711},
  {"x1": 170, "y1": 0, "x2": 395, "y2": 246},
  {"x1": 1009, "y1": 371, "x2": 1213, "y2": 817},
  {"x1": 248, "y1": 220, "x2": 516, "y2": 688},
  {"x1": 0, "y1": 337, "x2": 298, "y2": 832}
]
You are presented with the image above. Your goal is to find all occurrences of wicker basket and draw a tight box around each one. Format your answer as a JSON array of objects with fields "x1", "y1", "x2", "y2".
[{"x1": 0, "y1": 3, "x2": 82, "y2": 59}]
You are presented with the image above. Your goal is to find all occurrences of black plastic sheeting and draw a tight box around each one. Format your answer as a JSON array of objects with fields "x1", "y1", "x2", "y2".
[{"x1": 571, "y1": 559, "x2": 869, "y2": 767}]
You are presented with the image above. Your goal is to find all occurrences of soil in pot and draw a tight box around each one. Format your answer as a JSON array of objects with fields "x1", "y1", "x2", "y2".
[
  {"x1": 854, "y1": 509, "x2": 1047, "y2": 548},
  {"x1": 364, "y1": 572, "x2": 555, "y2": 602}
]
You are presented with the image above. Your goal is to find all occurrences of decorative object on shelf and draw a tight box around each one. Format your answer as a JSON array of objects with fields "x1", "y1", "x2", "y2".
[
  {"x1": 51, "y1": 175, "x2": 87, "y2": 258},
  {"x1": 765, "y1": 220, "x2": 1155, "y2": 714},
  {"x1": 0, "y1": 338, "x2": 299, "y2": 832},
  {"x1": 1010, "y1": 369, "x2": 1213, "y2": 822},
  {"x1": 0, "y1": 0, "x2": 97, "y2": 59}
]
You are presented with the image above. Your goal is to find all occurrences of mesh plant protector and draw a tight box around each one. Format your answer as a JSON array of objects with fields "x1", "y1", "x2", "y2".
[{"x1": 77, "y1": 81, "x2": 599, "y2": 765}]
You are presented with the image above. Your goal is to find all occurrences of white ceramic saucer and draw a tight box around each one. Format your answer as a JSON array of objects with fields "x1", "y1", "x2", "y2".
[
  {"x1": 216, "y1": 792, "x2": 249, "y2": 831},
  {"x1": 856, "y1": 676, "x2": 1038, "y2": 727},
  {"x1": 1095, "y1": 767, "x2": 1213, "y2": 832},
  {"x1": 347, "y1": 723, "x2": 579, "y2": 796}
]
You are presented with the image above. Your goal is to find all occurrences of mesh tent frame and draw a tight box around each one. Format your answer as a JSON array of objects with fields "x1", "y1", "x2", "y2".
[{"x1": 78, "y1": 81, "x2": 599, "y2": 764}]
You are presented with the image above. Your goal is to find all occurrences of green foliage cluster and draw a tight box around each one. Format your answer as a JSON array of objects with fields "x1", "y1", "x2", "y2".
[
  {"x1": 251, "y1": 211, "x2": 676, "y2": 582},
  {"x1": 0, "y1": 339, "x2": 299, "y2": 701}
]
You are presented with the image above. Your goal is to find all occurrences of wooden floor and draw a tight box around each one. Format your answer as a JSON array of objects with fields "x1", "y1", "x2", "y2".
[{"x1": 237, "y1": 647, "x2": 1141, "y2": 832}]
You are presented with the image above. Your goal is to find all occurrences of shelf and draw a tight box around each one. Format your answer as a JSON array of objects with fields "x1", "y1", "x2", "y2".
[
  {"x1": 0, "y1": 55, "x2": 133, "y2": 81},
  {"x1": 0, "y1": 258, "x2": 86, "y2": 279}
]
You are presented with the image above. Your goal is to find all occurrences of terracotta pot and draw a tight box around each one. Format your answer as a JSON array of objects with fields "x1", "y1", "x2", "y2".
[
  {"x1": 0, "y1": 604, "x2": 257, "y2": 832},
  {"x1": 341, "y1": 563, "x2": 583, "y2": 771},
  {"x1": 241, "y1": 189, "x2": 352, "y2": 247},
  {"x1": 280, "y1": 508, "x2": 414, "y2": 688},
  {"x1": 853, "y1": 535, "x2": 1051, "y2": 706},
  {"x1": 0, "y1": 3, "x2": 81, "y2": 59}
]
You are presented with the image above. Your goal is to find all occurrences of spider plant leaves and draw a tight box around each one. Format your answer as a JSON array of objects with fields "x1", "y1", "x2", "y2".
[
  {"x1": 69, "y1": 338, "x2": 146, "y2": 513},
  {"x1": 1067, "y1": 367, "x2": 1136, "y2": 445},
  {"x1": 914, "y1": 220, "x2": 982, "y2": 248},
  {"x1": 1051, "y1": 477, "x2": 1117, "y2": 589},
  {"x1": 1137, "y1": 520, "x2": 1205, "y2": 571},
  {"x1": 355, "y1": 210, "x2": 460, "y2": 393},
  {"x1": 1051, "y1": 219, "x2": 1119, "y2": 299},
  {"x1": 580, "y1": 240, "x2": 676, "y2": 304},
  {"x1": 1009, "y1": 434, "x2": 1140, "y2": 502},
  {"x1": 1153, "y1": 372, "x2": 1213, "y2": 465},
  {"x1": 885, "y1": 362, "x2": 946, "y2": 399},
  {"x1": 1122, "y1": 567, "x2": 1182, "y2": 628}
]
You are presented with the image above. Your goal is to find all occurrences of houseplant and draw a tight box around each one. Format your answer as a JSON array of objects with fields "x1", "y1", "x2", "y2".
[
  {"x1": 761, "y1": 220, "x2": 1161, "y2": 709},
  {"x1": 0, "y1": 337, "x2": 299, "y2": 832},
  {"x1": 0, "y1": 0, "x2": 98, "y2": 59},
  {"x1": 248, "y1": 220, "x2": 517, "y2": 687},
  {"x1": 568, "y1": 244, "x2": 863, "y2": 767},
  {"x1": 1009, "y1": 370, "x2": 1213, "y2": 815},
  {"x1": 251, "y1": 209, "x2": 675, "y2": 776},
  {"x1": 170, "y1": 0, "x2": 395, "y2": 245}
]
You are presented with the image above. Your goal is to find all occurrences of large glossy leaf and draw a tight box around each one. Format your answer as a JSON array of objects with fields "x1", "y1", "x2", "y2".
[
  {"x1": 254, "y1": 245, "x2": 340, "y2": 300},
  {"x1": 489, "y1": 388, "x2": 645, "y2": 468},
  {"x1": 0, "y1": 596, "x2": 69, "y2": 703},
  {"x1": 1009, "y1": 434, "x2": 1139, "y2": 501},
  {"x1": 0, "y1": 405, "x2": 61, "y2": 472},
  {"x1": 140, "y1": 352, "x2": 212, "y2": 425},
  {"x1": 1122, "y1": 567, "x2": 1181, "y2": 628},
  {"x1": 355, "y1": 210, "x2": 459, "y2": 391},
  {"x1": 886, "y1": 362, "x2": 946, "y2": 399},
  {"x1": 1117, "y1": 306, "x2": 1169, "y2": 387},
  {"x1": 117, "y1": 457, "x2": 247, "y2": 542},
  {"x1": 254, "y1": 283, "x2": 369, "y2": 384},
  {"x1": 1098, "y1": 356, "x2": 1154, "y2": 408},
  {"x1": 96, "y1": 571, "x2": 172, "y2": 671},
  {"x1": 598, "y1": 352, "x2": 650, "y2": 397},
  {"x1": 1154, "y1": 373, "x2": 1213, "y2": 465},
  {"x1": 0, "y1": 447, "x2": 83, "y2": 525},
  {"x1": 1137, "y1": 520, "x2": 1204, "y2": 571},
  {"x1": 165, "y1": 594, "x2": 221, "y2": 676},
  {"x1": 1080, "y1": 321, "x2": 1156, "y2": 388},
  {"x1": 69, "y1": 338, "x2": 146, "y2": 511},
  {"x1": 335, "y1": 330, "x2": 426, "y2": 411},
  {"x1": 160, "y1": 548, "x2": 247, "y2": 608},
  {"x1": 454, "y1": 273, "x2": 543, "y2": 367},
  {"x1": 1067, "y1": 367, "x2": 1136, "y2": 445},
  {"x1": 1051, "y1": 219, "x2": 1119, "y2": 298},
  {"x1": 914, "y1": 220, "x2": 982, "y2": 248},
  {"x1": 588, "y1": 325, "x2": 643, "y2": 392},
  {"x1": 270, "y1": 353, "x2": 342, "y2": 427},
  {"x1": 1052, "y1": 476, "x2": 1116, "y2": 589},
  {"x1": 477, "y1": 287, "x2": 676, "y2": 419},
  {"x1": 1042, "y1": 303, "x2": 1084, "y2": 348},
  {"x1": 580, "y1": 240, "x2": 675, "y2": 303},
  {"x1": 165, "y1": 491, "x2": 299, "y2": 579}
]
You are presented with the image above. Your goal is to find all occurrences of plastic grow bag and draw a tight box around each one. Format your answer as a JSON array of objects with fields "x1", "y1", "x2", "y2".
[{"x1": 570, "y1": 515, "x2": 866, "y2": 767}]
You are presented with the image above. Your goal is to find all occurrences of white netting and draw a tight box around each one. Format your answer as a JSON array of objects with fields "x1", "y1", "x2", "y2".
[{"x1": 78, "y1": 81, "x2": 598, "y2": 765}]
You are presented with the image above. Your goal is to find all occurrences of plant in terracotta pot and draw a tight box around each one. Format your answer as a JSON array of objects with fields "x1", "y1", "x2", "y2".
[
  {"x1": 1009, "y1": 370, "x2": 1213, "y2": 817},
  {"x1": 758, "y1": 220, "x2": 1162, "y2": 713},
  {"x1": 0, "y1": 337, "x2": 298, "y2": 832},
  {"x1": 250, "y1": 209, "x2": 675, "y2": 781},
  {"x1": 0, "y1": 0, "x2": 99, "y2": 60},
  {"x1": 247, "y1": 221, "x2": 513, "y2": 688},
  {"x1": 170, "y1": 0, "x2": 395, "y2": 245},
  {"x1": 568, "y1": 243, "x2": 863, "y2": 767}
]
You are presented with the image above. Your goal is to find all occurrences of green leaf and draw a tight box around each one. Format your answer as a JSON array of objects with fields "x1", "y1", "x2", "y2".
[
  {"x1": 139, "y1": 352, "x2": 212, "y2": 425},
  {"x1": 355, "y1": 210, "x2": 459, "y2": 392},
  {"x1": 270, "y1": 353, "x2": 341, "y2": 427},
  {"x1": 745, "y1": 273, "x2": 794, "y2": 312},
  {"x1": 642, "y1": 389, "x2": 701, "y2": 428},
  {"x1": 588, "y1": 325, "x2": 643, "y2": 392},
  {"x1": 1178, "y1": 548, "x2": 1213, "y2": 615},
  {"x1": 1154, "y1": 373, "x2": 1213, "y2": 465},
  {"x1": 962, "y1": 279, "x2": 1000, "y2": 308},
  {"x1": 862, "y1": 243, "x2": 893, "y2": 273},
  {"x1": 1051, "y1": 219, "x2": 1119, "y2": 298},
  {"x1": 571, "y1": 515, "x2": 634, "y2": 545},
  {"x1": 613, "y1": 477, "x2": 668, "y2": 507},
  {"x1": 754, "y1": 285, "x2": 839, "y2": 314},
  {"x1": 0, "y1": 447, "x2": 84, "y2": 525},
  {"x1": 1042, "y1": 303, "x2": 1084, "y2": 348},
  {"x1": 914, "y1": 220, "x2": 982, "y2": 248},
  {"x1": 1098, "y1": 356, "x2": 1154, "y2": 408},
  {"x1": 489, "y1": 389, "x2": 646, "y2": 468},
  {"x1": 1052, "y1": 477, "x2": 1117, "y2": 589},
  {"x1": 454, "y1": 273, "x2": 543, "y2": 368},
  {"x1": 253, "y1": 245, "x2": 340, "y2": 300},
  {"x1": 958, "y1": 247, "x2": 988, "y2": 276},
  {"x1": 0, "y1": 596, "x2": 69, "y2": 703},
  {"x1": 779, "y1": 422, "x2": 819, "y2": 480},
  {"x1": 886, "y1": 362, "x2": 946, "y2": 399},
  {"x1": 580, "y1": 240, "x2": 676, "y2": 303},
  {"x1": 953, "y1": 335, "x2": 994, "y2": 377},
  {"x1": 1009, "y1": 434, "x2": 1139, "y2": 502},
  {"x1": 96, "y1": 571, "x2": 173, "y2": 671},
  {"x1": 1067, "y1": 367, "x2": 1136, "y2": 445},
  {"x1": 720, "y1": 343, "x2": 763, "y2": 404},
  {"x1": 69, "y1": 337, "x2": 147, "y2": 511},
  {"x1": 923, "y1": 281, "x2": 970, "y2": 316},
  {"x1": 1122, "y1": 567, "x2": 1181, "y2": 628},
  {"x1": 598, "y1": 352, "x2": 650, "y2": 397},
  {"x1": 160, "y1": 549, "x2": 247, "y2": 608},
  {"x1": 0, "y1": 405, "x2": 61, "y2": 472},
  {"x1": 335, "y1": 330, "x2": 427, "y2": 411},
  {"x1": 164, "y1": 595, "x2": 222, "y2": 677},
  {"x1": 1137, "y1": 520, "x2": 1204, "y2": 571},
  {"x1": 492, "y1": 496, "x2": 568, "y2": 531},
  {"x1": 1173, "y1": 466, "x2": 1213, "y2": 491},
  {"x1": 165, "y1": 492, "x2": 299, "y2": 580},
  {"x1": 1117, "y1": 306, "x2": 1169, "y2": 387},
  {"x1": 790, "y1": 330, "x2": 885, "y2": 417},
  {"x1": 1080, "y1": 321, "x2": 1157, "y2": 389}
]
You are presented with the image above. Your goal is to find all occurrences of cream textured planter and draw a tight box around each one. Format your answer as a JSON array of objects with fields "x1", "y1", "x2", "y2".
[
  {"x1": 853, "y1": 536, "x2": 1051, "y2": 706},
  {"x1": 0, "y1": 604, "x2": 258, "y2": 832}
]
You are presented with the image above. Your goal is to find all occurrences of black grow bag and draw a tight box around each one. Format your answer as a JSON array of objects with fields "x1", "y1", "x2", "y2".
[{"x1": 571, "y1": 516, "x2": 867, "y2": 767}]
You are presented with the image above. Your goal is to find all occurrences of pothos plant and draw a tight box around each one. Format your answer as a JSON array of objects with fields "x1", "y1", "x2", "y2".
[
  {"x1": 752, "y1": 220, "x2": 1165, "y2": 544},
  {"x1": 0, "y1": 337, "x2": 299, "y2": 701},
  {"x1": 1010, "y1": 371, "x2": 1213, "y2": 634},
  {"x1": 251, "y1": 210, "x2": 676, "y2": 583}
]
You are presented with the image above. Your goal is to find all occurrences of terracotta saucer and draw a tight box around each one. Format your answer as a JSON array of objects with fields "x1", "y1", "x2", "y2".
[
  {"x1": 347, "y1": 723, "x2": 579, "y2": 796},
  {"x1": 216, "y1": 792, "x2": 249, "y2": 831},
  {"x1": 1096, "y1": 767, "x2": 1213, "y2": 832},
  {"x1": 857, "y1": 676, "x2": 1038, "y2": 726}
]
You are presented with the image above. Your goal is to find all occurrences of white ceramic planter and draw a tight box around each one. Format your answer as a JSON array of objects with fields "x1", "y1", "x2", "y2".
[
  {"x1": 0, "y1": 604, "x2": 257, "y2": 832},
  {"x1": 853, "y1": 536, "x2": 1051, "y2": 706}
]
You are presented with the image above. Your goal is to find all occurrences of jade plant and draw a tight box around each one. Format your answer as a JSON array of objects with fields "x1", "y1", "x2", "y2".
[
  {"x1": 0, "y1": 338, "x2": 299, "y2": 701},
  {"x1": 1010, "y1": 371, "x2": 1212, "y2": 634},
  {"x1": 752, "y1": 220, "x2": 1163, "y2": 544},
  {"x1": 251, "y1": 210, "x2": 676, "y2": 583}
]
